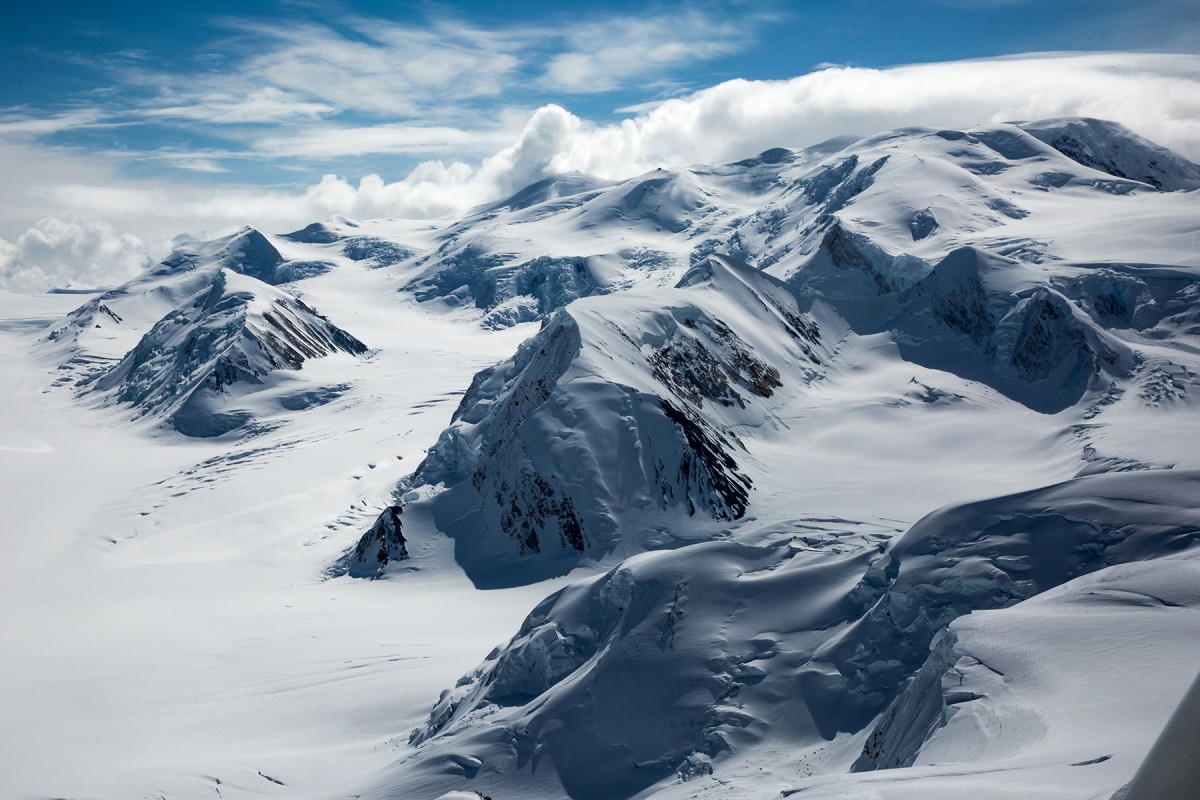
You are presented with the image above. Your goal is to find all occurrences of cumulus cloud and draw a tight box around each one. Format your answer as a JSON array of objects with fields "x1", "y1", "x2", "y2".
[
  {"x1": 46, "y1": 106, "x2": 583, "y2": 225},
  {"x1": 0, "y1": 219, "x2": 150, "y2": 293}
]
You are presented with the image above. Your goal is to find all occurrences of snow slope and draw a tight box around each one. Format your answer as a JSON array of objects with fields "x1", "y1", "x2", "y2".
[{"x1": 388, "y1": 470, "x2": 1200, "y2": 800}]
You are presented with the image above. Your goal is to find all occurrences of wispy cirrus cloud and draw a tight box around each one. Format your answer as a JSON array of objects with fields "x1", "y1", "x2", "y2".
[
  {"x1": 0, "y1": 108, "x2": 115, "y2": 136},
  {"x1": 541, "y1": 9, "x2": 768, "y2": 93},
  {"x1": 203, "y1": 17, "x2": 527, "y2": 118},
  {"x1": 0, "y1": 4, "x2": 767, "y2": 170},
  {"x1": 138, "y1": 87, "x2": 334, "y2": 124},
  {"x1": 250, "y1": 122, "x2": 518, "y2": 160}
]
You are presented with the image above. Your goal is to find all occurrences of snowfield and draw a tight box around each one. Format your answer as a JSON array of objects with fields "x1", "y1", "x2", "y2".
[{"x1": 2, "y1": 117, "x2": 1200, "y2": 800}]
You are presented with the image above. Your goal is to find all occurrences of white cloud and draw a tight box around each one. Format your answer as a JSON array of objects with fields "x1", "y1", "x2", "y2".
[
  {"x1": 541, "y1": 10, "x2": 762, "y2": 92},
  {"x1": 43, "y1": 106, "x2": 583, "y2": 225},
  {"x1": 252, "y1": 123, "x2": 516, "y2": 160},
  {"x1": 0, "y1": 219, "x2": 149, "y2": 293},
  {"x1": 140, "y1": 17, "x2": 527, "y2": 121},
  {"x1": 53, "y1": 7, "x2": 762, "y2": 133},
  {"x1": 0, "y1": 108, "x2": 113, "y2": 137},
  {"x1": 544, "y1": 52, "x2": 1200, "y2": 177},
  {"x1": 140, "y1": 87, "x2": 334, "y2": 124}
]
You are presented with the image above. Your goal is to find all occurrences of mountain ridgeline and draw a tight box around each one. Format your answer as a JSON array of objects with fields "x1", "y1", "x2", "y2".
[
  {"x1": 36, "y1": 116, "x2": 1200, "y2": 800},
  {"x1": 336, "y1": 117, "x2": 1200, "y2": 580}
]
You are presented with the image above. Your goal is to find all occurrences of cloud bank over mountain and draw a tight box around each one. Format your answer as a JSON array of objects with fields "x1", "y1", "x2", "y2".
[{"x1": 4, "y1": 51, "x2": 1199, "y2": 291}]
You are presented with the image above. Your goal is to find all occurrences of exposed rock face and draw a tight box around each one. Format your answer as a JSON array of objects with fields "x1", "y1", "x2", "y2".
[{"x1": 348, "y1": 506, "x2": 407, "y2": 578}]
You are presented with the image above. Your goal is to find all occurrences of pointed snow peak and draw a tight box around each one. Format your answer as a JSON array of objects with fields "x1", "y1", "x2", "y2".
[
  {"x1": 158, "y1": 226, "x2": 283, "y2": 282},
  {"x1": 674, "y1": 253, "x2": 758, "y2": 290},
  {"x1": 485, "y1": 171, "x2": 608, "y2": 213},
  {"x1": 222, "y1": 227, "x2": 284, "y2": 282},
  {"x1": 1019, "y1": 117, "x2": 1200, "y2": 191},
  {"x1": 90, "y1": 267, "x2": 366, "y2": 436}
]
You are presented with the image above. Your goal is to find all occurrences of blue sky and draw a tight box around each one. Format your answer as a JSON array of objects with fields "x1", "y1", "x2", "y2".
[
  {"x1": 5, "y1": 0, "x2": 1197, "y2": 184},
  {"x1": 2, "y1": 1, "x2": 1199, "y2": 289}
]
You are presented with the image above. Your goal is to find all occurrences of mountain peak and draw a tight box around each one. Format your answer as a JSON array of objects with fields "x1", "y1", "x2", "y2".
[{"x1": 1019, "y1": 116, "x2": 1200, "y2": 191}]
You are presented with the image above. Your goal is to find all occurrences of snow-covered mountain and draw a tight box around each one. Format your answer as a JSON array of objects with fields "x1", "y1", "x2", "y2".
[
  {"x1": 91, "y1": 269, "x2": 367, "y2": 436},
  {"x1": 43, "y1": 226, "x2": 369, "y2": 435},
  {"x1": 343, "y1": 119, "x2": 1196, "y2": 585},
  {"x1": 351, "y1": 255, "x2": 834, "y2": 585},
  {"x1": 342, "y1": 117, "x2": 1200, "y2": 799},
  {"x1": 5, "y1": 117, "x2": 1200, "y2": 800}
]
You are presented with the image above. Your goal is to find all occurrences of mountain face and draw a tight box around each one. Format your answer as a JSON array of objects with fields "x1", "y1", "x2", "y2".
[
  {"x1": 341, "y1": 118, "x2": 1200, "y2": 798},
  {"x1": 346, "y1": 119, "x2": 1198, "y2": 583},
  {"x1": 46, "y1": 226, "x2": 368, "y2": 436},
  {"x1": 1021, "y1": 117, "x2": 1200, "y2": 192}
]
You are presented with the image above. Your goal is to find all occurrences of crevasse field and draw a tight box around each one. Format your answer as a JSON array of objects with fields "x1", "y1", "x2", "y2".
[{"x1": 2, "y1": 118, "x2": 1199, "y2": 800}]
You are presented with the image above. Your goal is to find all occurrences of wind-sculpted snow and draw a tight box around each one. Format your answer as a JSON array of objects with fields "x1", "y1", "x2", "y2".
[
  {"x1": 396, "y1": 469, "x2": 1200, "y2": 800},
  {"x1": 91, "y1": 269, "x2": 367, "y2": 436},
  {"x1": 383, "y1": 256, "x2": 830, "y2": 585}
]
